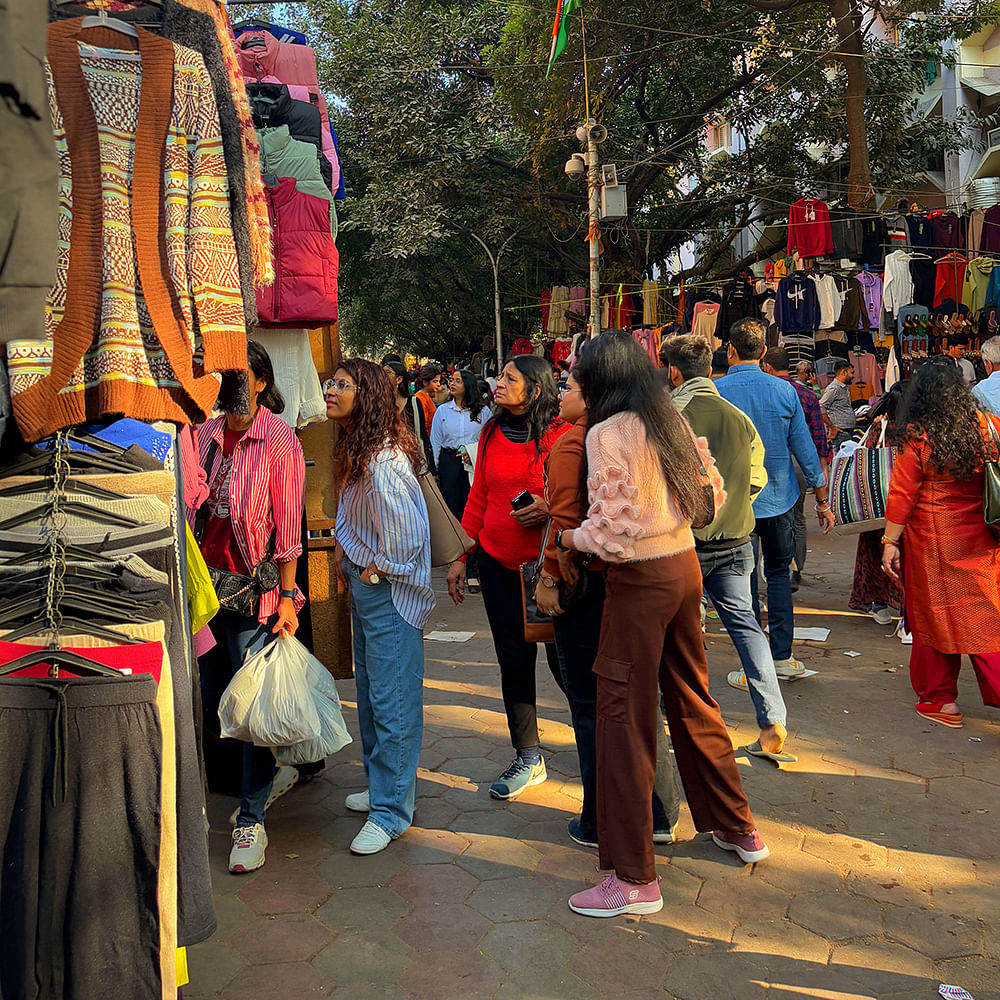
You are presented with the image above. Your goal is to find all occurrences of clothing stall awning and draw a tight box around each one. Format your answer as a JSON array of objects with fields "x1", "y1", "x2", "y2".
[{"x1": 971, "y1": 148, "x2": 1000, "y2": 180}]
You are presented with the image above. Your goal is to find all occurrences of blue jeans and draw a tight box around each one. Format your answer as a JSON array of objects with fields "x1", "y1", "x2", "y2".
[
  {"x1": 699, "y1": 543, "x2": 786, "y2": 729},
  {"x1": 750, "y1": 508, "x2": 796, "y2": 662},
  {"x1": 212, "y1": 608, "x2": 279, "y2": 826},
  {"x1": 552, "y1": 571, "x2": 680, "y2": 838},
  {"x1": 344, "y1": 559, "x2": 424, "y2": 838}
]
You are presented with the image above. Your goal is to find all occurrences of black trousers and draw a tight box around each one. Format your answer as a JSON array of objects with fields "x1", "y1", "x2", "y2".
[
  {"x1": 0, "y1": 676, "x2": 164, "y2": 1000},
  {"x1": 439, "y1": 449, "x2": 478, "y2": 578},
  {"x1": 478, "y1": 548, "x2": 564, "y2": 749},
  {"x1": 553, "y1": 571, "x2": 680, "y2": 838}
]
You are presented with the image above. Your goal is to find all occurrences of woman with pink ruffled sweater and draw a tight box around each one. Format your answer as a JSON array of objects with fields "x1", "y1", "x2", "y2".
[{"x1": 556, "y1": 332, "x2": 769, "y2": 918}]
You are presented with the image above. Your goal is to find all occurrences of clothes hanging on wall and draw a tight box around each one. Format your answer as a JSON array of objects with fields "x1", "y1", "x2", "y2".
[
  {"x1": 787, "y1": 197, "x2": 833, "y2": 258},
  {"x1": 775, "y1": 273, "x2": 820, "y2": 333}
]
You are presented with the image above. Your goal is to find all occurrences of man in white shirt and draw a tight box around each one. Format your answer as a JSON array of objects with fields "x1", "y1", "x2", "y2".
[
  {"x1": 947, "y1": 336, "x2": 977, "y2": 387},
  {"x1": 973, "y1": 336, "x2": 1000, "y2": 414}
]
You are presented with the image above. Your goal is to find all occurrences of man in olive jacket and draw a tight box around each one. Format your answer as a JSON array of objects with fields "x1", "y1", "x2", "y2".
[{"x1": 663, "y1": 335, "x2": 791, "y2": 759}]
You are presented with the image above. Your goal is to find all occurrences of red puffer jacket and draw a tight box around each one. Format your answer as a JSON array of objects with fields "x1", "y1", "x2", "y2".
[{"x1": 256, "y1": 177, "x2": 338, "y2": 326}]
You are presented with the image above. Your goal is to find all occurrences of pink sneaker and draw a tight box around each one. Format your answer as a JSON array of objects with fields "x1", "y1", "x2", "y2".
[
  {"x1": 568, "y1": 873, "x2": 663, "y2": 917},
  {"x1": 712, "y1": 828, "x2": 769, "y2": 864}
]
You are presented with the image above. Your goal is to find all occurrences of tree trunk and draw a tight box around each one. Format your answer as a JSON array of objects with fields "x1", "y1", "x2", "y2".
[{"x1": 828, "y1": 0, "x2": 872, "y2": 209}]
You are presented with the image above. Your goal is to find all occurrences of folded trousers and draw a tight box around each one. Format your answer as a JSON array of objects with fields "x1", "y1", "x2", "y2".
[{"x1": 595, "y1": 551, "x2": 755, "y2": 883}]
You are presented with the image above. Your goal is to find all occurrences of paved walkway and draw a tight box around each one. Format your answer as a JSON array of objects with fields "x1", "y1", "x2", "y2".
[{"x1": 187, "y1": 527, "x2": 999, "y2": 1000}]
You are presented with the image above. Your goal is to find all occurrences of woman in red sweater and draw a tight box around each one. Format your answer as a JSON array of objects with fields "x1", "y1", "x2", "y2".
[{"x1": 447, "y1": 356, "x2": 570, "y2": 800}]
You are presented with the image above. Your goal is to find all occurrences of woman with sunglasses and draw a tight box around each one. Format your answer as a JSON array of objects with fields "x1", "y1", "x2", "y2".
[{"x1": 326, "y1": 361, "x2": 433, "y2": 856}]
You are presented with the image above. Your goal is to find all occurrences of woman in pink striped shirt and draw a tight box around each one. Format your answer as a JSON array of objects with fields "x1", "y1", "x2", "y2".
[{"x1": 192, "y1": 341, "x2": 306, "y2": 876}]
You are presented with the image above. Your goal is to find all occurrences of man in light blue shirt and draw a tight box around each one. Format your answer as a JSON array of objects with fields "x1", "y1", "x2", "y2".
[
  {"x1": 716, "y1": 319, "x2": 834, "y2": 676},
  {"x1": 972, "y1": 336, "x2": 1000, "y2": 415}
]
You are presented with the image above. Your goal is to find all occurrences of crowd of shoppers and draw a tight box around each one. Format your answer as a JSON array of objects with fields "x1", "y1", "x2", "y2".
[{"x1": 204, "y1": 318, "x2": 1000, "y2": 919}]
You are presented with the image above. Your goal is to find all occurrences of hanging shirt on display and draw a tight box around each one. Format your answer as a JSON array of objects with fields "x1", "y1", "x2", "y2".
[
  {"x1": 859, "y1": 216, "x2": 888, "y2": 268},
  {"x1": 855, "y1": 271, "x2": 883, "y2": 329},
  {"x1": 933, "y1": 252, "x2": 968, "y2": 308},
  {"x1": 930, "y1": 211, "x2": 964, "y2": 258},
  {"x1": 882, "y1": 250, "x2": 915, "y2": 317},
  {"x1": 909, "y1": 255, "x2": 936, "y2": 309},
  {"x1": 829, "y1": 206, "x2": 862, "y2": 260},
  {"x1": 981, "y1": 205, "x2": 1000, "y2": 257},
  {"x1": 963, "y1": 257, "x2": 997, "y2": 312},
  {"x1": 775, "y1": 273, "x2": 820, "y2": 332},
  {"x1": 810, "y1": 273, "x2": 844, "y2": 330},
  {"x1": 787, "y1": 198, "x2": 833, "y2": 258}
]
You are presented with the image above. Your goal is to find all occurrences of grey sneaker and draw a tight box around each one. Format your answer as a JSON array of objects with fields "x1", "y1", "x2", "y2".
[
  {"x1": 653, "y1": 820, "x2": 680, "y2": 844},
  {"x1": 489, "y1": 756, "x2": 547, "y2": 800}
]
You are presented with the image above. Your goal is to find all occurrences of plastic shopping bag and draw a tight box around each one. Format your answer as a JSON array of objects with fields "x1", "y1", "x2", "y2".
[
  {"x1": 275, "y1": 644, "x2": 353, "y2": 765},
  {"x1": 218, "y1": 634, "x2": 321, "y2": 747}
]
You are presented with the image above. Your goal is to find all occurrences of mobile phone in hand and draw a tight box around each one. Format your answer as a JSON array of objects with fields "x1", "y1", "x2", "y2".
[{"x1": 510, "y1": 489, "x2": 533, "y2": 511}]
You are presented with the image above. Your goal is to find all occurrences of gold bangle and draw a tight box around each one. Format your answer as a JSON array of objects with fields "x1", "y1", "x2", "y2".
[{"x1": 881, "y1": 536, "x2": 900, "y2": 546}]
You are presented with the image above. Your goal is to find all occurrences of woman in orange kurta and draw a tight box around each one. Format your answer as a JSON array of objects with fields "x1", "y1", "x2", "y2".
[{"x1": 882, "y1": 359, "x2": 1000, "y2": 728}]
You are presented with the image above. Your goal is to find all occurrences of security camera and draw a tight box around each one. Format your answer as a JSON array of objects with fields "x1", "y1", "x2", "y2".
[
  {"x1": 589, "y1": 123, "x2": 607, "y2": 143},
  {"x1": 564, "y1": 153, "x2": 587, "y2": 178}
]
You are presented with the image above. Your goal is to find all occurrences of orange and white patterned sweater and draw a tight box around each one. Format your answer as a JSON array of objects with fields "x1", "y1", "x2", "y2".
[{"x1": 8, "y1": 21, "x2": 247, "y2": 442}]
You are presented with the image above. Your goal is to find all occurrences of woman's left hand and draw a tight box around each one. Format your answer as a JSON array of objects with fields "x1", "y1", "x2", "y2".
[
  {"x1": 534, "y1": 578, "x2": 563, "y2": 617},
  {"x1": 881, "y1": 541, "x2": 901, "y2": 585},
  {"x1": 361, "y1": 562, "x2": 382, "y2": 585},
  {"x1": 273, "y1": 597, "x2": 299, "y2": 637},
  {"x1": 511, "y1": 493, "x2": 548, "y2": 527}
]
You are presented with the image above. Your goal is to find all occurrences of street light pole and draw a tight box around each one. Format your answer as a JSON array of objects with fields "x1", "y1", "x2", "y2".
[{"x1": 462, "y1": 227, "x2": 523, "y2": 374}]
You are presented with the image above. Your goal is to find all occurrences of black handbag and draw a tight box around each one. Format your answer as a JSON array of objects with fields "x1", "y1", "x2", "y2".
[{"x1": 194, "y1": 439, "x2": 281, "y2": 618}]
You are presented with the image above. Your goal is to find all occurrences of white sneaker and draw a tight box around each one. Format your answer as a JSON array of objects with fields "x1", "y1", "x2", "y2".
[
  {"x1": 895, "y1": 620, "x2": 912, "y2": 645},
  {"x1": 773, "y1": 657, "x2": 808, "y2": 679},
  {"x1": 727, "y1": 669, "x2": 749, "y2": 693},
  {"x1": 229, "y1": 823, "x2": 267, "y2": 873},
  {"x1": 229, "y1": 764, "x2": 299, "y2": 826},
  {"x1": 869, "y1": 605, "x2": 893, "y2": 626},
  {"x1": 345, "y1": 790, "x2": 370, "y2": 813},
  {"x1": 350, "y1": 819, "x2": 392, "y2": 855}
]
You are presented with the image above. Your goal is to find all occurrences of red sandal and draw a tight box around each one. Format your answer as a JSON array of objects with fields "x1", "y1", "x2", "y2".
[{"x1": 915, "y1": 702, "x2": 964, "y2": 728}]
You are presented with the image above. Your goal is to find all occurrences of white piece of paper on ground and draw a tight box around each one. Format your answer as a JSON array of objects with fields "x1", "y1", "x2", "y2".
[
  {"x1": 779, "y1": 668, "x2": 819, "y2": 681},
  {"x1": 424, "y1": 631, "x2": 476, "y2": 643},
  {"x1": 764, "y1": 626, "x2": 831, "y2": 642},
  {"x1": 844, "y1": 650, "x2": 862, "y2": 657},
  {"x1": 939, "y1": 986, "x2": 976, "y2": 1000}
]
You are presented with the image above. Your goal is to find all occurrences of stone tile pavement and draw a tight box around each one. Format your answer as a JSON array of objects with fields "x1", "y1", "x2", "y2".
[{"x1": 186, "y1": 527, "x2": 1000, "y2": 1000}]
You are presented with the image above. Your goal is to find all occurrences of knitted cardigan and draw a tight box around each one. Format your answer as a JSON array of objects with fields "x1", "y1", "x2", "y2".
[
  {"x1": 8, "y1": 20, "x2": 246, "y2": 441},
  {"x1": 50, "y1": 0, "x2": 267, "y2": 326}
]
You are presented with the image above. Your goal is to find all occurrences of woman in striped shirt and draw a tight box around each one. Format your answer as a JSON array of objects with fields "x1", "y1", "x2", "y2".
[
  {"x1": 193, "y1": 341, "x2": 306, "y2": 876},
  {"x1": 327, "y1": 360, "x2": 434, "y2": 856}
]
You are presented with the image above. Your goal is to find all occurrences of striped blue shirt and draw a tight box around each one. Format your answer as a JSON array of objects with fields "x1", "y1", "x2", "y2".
[{"x1": 336, "y1": 447, "x2": 435, "y2": 629}]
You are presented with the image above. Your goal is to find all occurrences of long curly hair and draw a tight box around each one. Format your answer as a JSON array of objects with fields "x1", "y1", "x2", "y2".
[
  {"x1": 897, "y1": 358, "x2": 985, "y2": 479},
  {"x1": 575, "y1": 331, "x2": 705, "y2": 521},
  {"x1": 333, "y1": 359, "x2": 422, "y2": 487}
]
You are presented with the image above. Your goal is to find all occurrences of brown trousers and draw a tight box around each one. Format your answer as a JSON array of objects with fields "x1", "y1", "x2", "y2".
[{"x1": 595, "y1": 549, "x2": 755, "y2": 883}]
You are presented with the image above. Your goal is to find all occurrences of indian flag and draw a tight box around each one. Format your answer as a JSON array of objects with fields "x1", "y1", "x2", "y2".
[{"x1": 546, "y1": 0, "x2": 582, "y2": 79}]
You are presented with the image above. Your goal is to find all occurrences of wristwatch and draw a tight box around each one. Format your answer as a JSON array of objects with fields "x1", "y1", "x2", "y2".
[
  {"x1": 367, "y1": 572, "x2": 381, "y2": 585},
  {"x1": 279, "y1": 588, "x2": 296, "y2": 600},
  {"x1": 555, "y1": 529, "x2": 570, "y2": 551},
  {"x1": 539, "y1": 576, "x2": 558, "y2": 589}
]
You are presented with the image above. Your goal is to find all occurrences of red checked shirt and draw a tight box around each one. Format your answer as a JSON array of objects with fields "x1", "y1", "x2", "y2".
[
  {"x1": 784, "y1": 376, "x2": 831, "y2": 462},
  {"x1": 189, "y1": 406, "x2": 306, "y2": 623}
]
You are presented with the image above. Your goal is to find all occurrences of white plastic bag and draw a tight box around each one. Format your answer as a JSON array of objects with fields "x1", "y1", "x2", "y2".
[
  {"x1": 218, "y1": 634, "x2": 321, "y2": 747},
  {"x1": 275, "y1": 646, "x2": 353, "y2": 765}
]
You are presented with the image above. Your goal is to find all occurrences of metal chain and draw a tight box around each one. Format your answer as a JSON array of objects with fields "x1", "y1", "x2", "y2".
[{"x1": 39, "y1": 430, "x2": 71, "y2": 673}]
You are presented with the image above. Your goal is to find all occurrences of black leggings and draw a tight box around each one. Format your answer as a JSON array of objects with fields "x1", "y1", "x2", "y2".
[{"x1": 478, "y1": 548, "x2": 564, "y2": 749}]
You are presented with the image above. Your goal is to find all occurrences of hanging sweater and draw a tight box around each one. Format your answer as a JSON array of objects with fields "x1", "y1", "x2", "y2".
[
  {"x1": 775, "y1": 273, "x2": 820, "y2": 332},
  {"x1": 7, "y1": 21, "x2": 246, "y2": 442},
  {"x1": 787, "y1": 198, "x2": 833, "y2": 258}
]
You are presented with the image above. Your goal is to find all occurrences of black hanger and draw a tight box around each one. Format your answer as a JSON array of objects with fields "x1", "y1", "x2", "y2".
[
  {"x1": 0, "y1": 476, "x2": 129, "y2": 502},
  {"x1": 0, "y1": 446, "x2": 143, "y2": 478},
  {"x1": 0, "y1": 588, "x2": 157, "y2": 626},
  {"x1": 0, "y1": 498, "x2": 145, "y2": 532},
  {"x1": 0, "y1": 646, "x2": 122, "y2": 679},
  {"x1": 1, "y1": 617, "x2": 145, "y2": 646}
]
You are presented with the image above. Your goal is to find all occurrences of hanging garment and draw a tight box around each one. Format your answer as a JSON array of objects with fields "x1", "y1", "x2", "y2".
[
  {"x1": 256, "y1": 126, "x2": 336, "y2": 238},
  {"x1": 855, "y1": 272, "x2": 884, "y2": 330},
  {"x1": 720, "y1": 279, "x2": 757, "y2": 334},
  {"x1": 174, "y1": 0, "x2": 273, "y2": 287},
  {"x1": 232, "y1": 20, "x2": 309, "y2": 46},
  {"x1": 552, "y1": 338, "x2": 573, "y2": 366},
  {"x1": 849, "y1": 350, "x2": 882, "y2": 397},
  {"x1": 882, "y1": 250, "x2": 916, "y2": 317},
  {"x1": 256, "y1": 178, "x2": 339, "y2": 327},
  {"x1": 691, "y1": 301, "x2": 721, "y2": 346},
  {"x1": 810, "y1": 273, "x2": 844, "y2": 330},
  {"x1": 909, "y1": 255, "x2": 936, "y2": 309},
  {"x1": 0, "y1": 0, "x2": 57, "y2": 344},
  {"x1": 251, "y1": 328, "x2": 327, "y2": 430},
  {"x1": 967, "y1": 208, "x2": 986, "y2": 254},
  {"x1": 610, "y1": 285, "x2": 638, "y2": 330},
  {"x1": 236, "y1": 29, "x2": 320, "y2": 88},
  {"x1": 683, "y1": 291, "x2": 722, "y2": 335},
  {"x1": 963, "y1": 257, "x2": 997, "y2": 313},
  {"x1": 632, "y1": 329, "x2": 659, "y2": 366},
  {"x1": 568, "y1": 286, "x2": 587, "y2": 323},
  {"x1": 986, "y1": 267, "x2": 1000, "y2": 308},
  {"x1": 859, "y1": 216, "x2": 889, "y2": 268},
  {"x1": 247, "y1": 82, "x2": 332, "y2": 189},
  {"x1": 829, "y1": 206, "x2": 862, "y2": 260},
  {"x1": 7, "y1": 21, "x2": 247, "y2": 443},
  {"x1": 787, "y1": 197, "x2": 833, "y2": 258},
  {"x1": 885, "y1": 211, "x2": 911, "y2": 251},
  {"x1": 906, "y1": 213, "x2": 936, "y2": 254},
  {"x1": 548, "y1": 285, "x2": 570, "y2": 336},
  {"x1": 775, "y1": 273, "x2": 820, "y2": 332},
  {"x1": 539, "y1": 289, "x2": 551, "y2": 332},
  {"x1": 642, "y1": 280, "x2": 659, "y2": 326},
  {"x1": 933, "y1": 253, "x2": 968, "y2": 308},
  {"x1": 981, "y1": 205, "x2": 1000, "y2": 257},
  {"x1": 930, "y1": 211, "x2": 964, "y2": 258}
]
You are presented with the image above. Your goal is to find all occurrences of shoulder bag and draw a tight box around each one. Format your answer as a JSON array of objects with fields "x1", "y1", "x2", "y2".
[
  {"x1": 520, "y1": 520, "x2": 555, "y2": 644},
  {"x1": 983, "y1": 416, "x2": 1000, "y2": 526},
  {"x1": 194, "y1": 439, "x2": 281, "y2": 618},
  {"x1": 419, "y1": 471, "x2": 474, "y2": 566},
  {"x1": 829, "y1": 420, "x2": 897, "y2": 534}
]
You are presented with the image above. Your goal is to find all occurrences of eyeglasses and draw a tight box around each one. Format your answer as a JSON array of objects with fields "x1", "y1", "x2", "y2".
[
  {"x1": 323, "y1": 378, "x2": 358, "y2": 394},
  {"x1": 559, "y1": 385, "x2": 580, "y2": 395}
]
